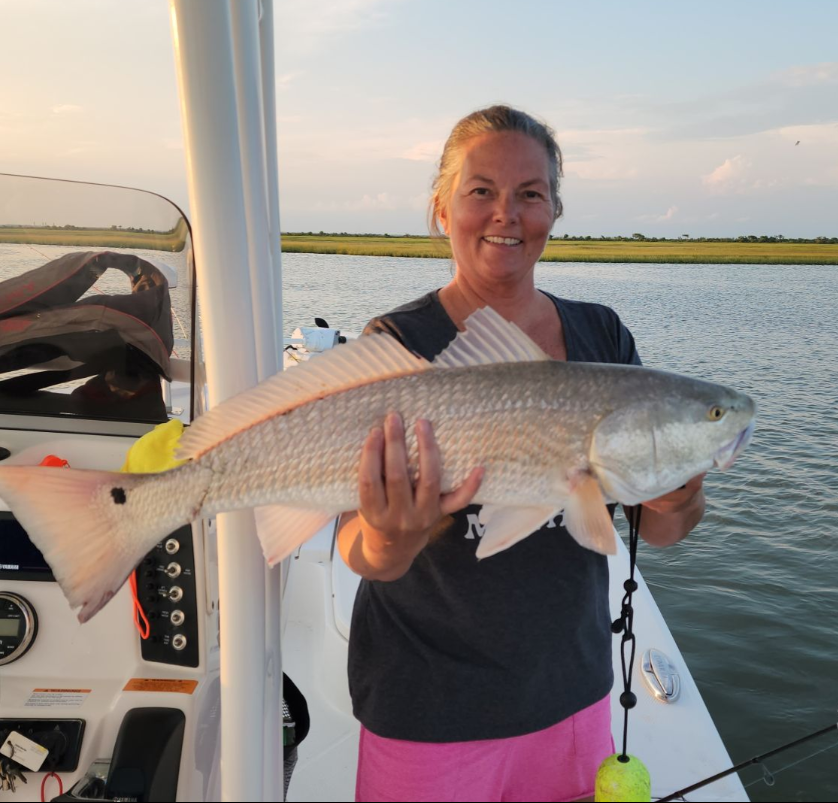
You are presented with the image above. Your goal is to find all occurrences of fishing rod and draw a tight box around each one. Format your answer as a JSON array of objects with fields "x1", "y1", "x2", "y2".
[{"x1": 657, "y1": 720, "x2": 838, "y2": 801}]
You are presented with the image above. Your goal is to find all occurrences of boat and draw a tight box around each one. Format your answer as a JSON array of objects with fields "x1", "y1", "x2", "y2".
[{"x1": 0, "y1": 3, "x2": 748, "y2": 800}]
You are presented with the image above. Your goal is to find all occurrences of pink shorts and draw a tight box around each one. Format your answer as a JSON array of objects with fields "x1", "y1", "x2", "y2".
[{"x1": 355, "y1": 695, "x2": 613, "y2": 802}]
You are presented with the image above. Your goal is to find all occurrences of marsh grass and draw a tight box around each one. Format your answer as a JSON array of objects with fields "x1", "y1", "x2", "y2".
[
  {"x1": 0, "y1": 222, "x2": 188, "y2": 252},
  {"x1": 280, "y1": 235, "x2": 838, "y2": 264}
]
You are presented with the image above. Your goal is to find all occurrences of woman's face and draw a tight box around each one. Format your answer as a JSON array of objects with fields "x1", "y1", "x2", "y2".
[{"x1": 439, "y1": 131, "x2": 555, "y2": 292}]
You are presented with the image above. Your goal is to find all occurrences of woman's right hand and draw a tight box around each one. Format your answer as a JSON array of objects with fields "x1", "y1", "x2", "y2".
[{"x1": 338, "y1": 412, "x2": 483, "y2": 580}]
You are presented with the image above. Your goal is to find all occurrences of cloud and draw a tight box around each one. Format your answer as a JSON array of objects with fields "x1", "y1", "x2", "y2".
[
  {"x1": 307, "y1": 190, "x2": 430, "y2": 213},
  {"x1": 566, "y1": 161, "x2": 638, "y2": 181},
  {"x1": 64, "y1": 141, "x2": 101, "y2": 156},
  {"x1": 52, "y1": 104, "x2": 82, "y2": 115},
  {"x1": 558, "y1": 127, "x2": 648, "y2": 180},
  {"x1": 408, "y1": 192, "x2": 429, "y2": 211},
  {"x1": 636, "y1": 205, "x2": 678, "y2": 223},
  {"x1": 401, "y1": 140, "x2": 444, "y2": 162},
  {"x1": 558, "y1": 127, "x2": 651, "y2": 141},
  {"x1": 276, "y1": 0, "x2": 399, "y2": 56},
  {"x1": 801, "y1": 169, "x2": 838, "y2": 187},
  {"x1": 630, "y1": 62, "x2": 838, "y2": 142},
  {"x1": 775, "y1": 62, "x2": 838, "y2": 87},
  {"x1": 702, "y1": 155, "x2": 751, "y2": 192},
  {"x1": 277, "y1": 71, "x2": 303, "y2": 91},
  {"x1": 278, "y1": 114, "x2": 454, "y2": 164},
  {"x1": 351, "y1": 192, "x2": 398, "y2": 210}
]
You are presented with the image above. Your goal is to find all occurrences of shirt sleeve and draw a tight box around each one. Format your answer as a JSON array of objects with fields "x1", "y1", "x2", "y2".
[{"x1": 615, "y1": 314, "x2": 642, "y2": 366}]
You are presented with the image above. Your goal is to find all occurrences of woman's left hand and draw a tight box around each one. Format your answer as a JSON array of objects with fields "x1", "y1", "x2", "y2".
[
  {"x1": 643, "y1": 473, "x2": 706, "y2": 515},
  {"x1": 632, "y1": 473, "x2": 707, "y2": 547}
]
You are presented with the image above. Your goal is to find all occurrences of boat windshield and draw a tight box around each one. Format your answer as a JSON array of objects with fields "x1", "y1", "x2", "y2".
[{"x1": 0, "y1": 174, "x2": 197, "y2": 432}]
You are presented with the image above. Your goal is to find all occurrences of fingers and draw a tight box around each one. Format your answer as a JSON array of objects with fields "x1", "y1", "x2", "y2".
[
  {"x1": 358, "y1": 425, "x2": 386, "y2": 515},
  {"x1": 383, "y1": 413, "x2": 414, "y2": 512},
  {"x1": 359, "y1": 413, "x2": 484, "y2": 529},
  {"x1": 440, "y1": 466, "x2": 484, "y2": 516},
  {"x1": 411, "y1": 417, "x2": 482, "y2": 518},
  {"x1": 359, "y1": 413, "x2": 422, "y2": 531},
  {"x1": 414, "y1": 418, "x2": 442, "y2": 512},
  {"x1": 685, "y1": 472, "x2": 707, "y2": 491},
  {"x1": 644, "y1": 472, "x2": 706, "y2": 514},
  {"x1": 670, "y1": 472, "x2": 705, "y2": 503}
]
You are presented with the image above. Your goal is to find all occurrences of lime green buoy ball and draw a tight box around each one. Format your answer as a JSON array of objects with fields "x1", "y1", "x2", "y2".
[{"x1": 594, "y1": 754, "x2": 651, "y2": 802}]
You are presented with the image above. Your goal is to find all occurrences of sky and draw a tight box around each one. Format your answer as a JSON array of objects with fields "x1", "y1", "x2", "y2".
[{"x1": 1, "y1": 0, "x2": 836, "y2": 238}]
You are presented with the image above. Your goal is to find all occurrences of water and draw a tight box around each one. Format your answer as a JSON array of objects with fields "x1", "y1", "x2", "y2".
[{"x1": 283, "y1": 253, "x2": 838, "y2": 803}]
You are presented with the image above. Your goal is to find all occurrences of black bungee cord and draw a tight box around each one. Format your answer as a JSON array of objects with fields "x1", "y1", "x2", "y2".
[{"x1": 610, "y1": 504, "x2": 642, "y2": 762}]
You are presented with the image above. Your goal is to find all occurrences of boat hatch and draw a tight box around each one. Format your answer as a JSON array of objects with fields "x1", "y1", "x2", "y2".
[{"x1": 641, "y1": 647, "x2": 682, "y2": 703}]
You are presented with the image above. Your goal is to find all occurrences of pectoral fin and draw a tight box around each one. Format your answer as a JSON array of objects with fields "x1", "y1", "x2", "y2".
[
  {"x1": 561, "y1": 474, "x2": 617, "y2": 555},
  {"x1": 475, "y1": 505, "x2": 561, "y2": 559},
  {"x1": 254, "y1": 505, "x2": 339, "y2": 566}
]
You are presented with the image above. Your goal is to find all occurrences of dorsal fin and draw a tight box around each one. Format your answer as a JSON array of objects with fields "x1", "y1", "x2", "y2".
[
  {"x1": 177, "y1": 333, "x2": 431, "y2": 460},
  {"x1": 433, "y1": 306, "x2": 551, "y2": 368}
]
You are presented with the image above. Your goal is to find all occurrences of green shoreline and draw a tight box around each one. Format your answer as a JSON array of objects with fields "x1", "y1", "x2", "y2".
[
  {"x1": 0, "y1": 222, "x2": 188, "y2": 252},
  {"x1": 280, "y1": 235, "x2": 838, "y2": 265},
  {"x1": 2, "y1": 228, "x2": 836, "y2": 264}
]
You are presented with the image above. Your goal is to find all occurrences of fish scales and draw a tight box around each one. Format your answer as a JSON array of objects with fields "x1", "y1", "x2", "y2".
[{"x1": 194, "y1": 361, "x2": 636, "y2": 517}]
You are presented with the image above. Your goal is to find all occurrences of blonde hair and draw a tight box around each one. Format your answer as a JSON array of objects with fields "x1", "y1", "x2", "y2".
[{"x1": 429, "y1": 105, "x2": 564, "y2": 238}]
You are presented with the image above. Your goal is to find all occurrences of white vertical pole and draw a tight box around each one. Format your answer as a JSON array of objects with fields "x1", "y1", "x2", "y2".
[
  {"x1": 169, "y1": 2, "x2": 267, "y2": 800},
  {"x1": 254, "y1": 2, "x2": 286, "y2": 799},
  {"x1": 259, "y1": 0, "x2": 283, "y2": 341},
  {"x1": 227, "y1": 1, "x2": 285, "y2": 798},
  {"x1": 229, "y1": 0, "x2": 280, "y2": 382}
]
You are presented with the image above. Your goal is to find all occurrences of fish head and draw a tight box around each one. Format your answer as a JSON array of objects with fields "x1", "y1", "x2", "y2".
[{"x1": 589, "y1": 374, "x2": 756, "y2": 505}]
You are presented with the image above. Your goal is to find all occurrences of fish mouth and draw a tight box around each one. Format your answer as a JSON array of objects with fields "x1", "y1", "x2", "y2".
[{"x1": 714, "y1": 421, "x2": 755, "y2": 470}]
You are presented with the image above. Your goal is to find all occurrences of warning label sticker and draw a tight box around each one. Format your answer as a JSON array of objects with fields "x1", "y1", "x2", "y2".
[
  {"x1": 24, "y1": 689, "x2": 91, "y2": 708},
  {"x1": 123, "y1": 678, "x2": 198, "y2": 694}
]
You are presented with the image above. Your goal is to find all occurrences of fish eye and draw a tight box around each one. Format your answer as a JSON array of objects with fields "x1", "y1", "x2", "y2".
[{"x1": 708, "y1": 405, "x2": 726, "y2": 421}]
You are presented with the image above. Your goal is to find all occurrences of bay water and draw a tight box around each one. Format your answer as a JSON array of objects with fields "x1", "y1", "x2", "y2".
[{"x1": 283, "y1": 253, "x2": 838, "y2": 802}]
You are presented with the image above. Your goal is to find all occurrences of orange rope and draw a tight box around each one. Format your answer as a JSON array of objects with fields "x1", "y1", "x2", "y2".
[{"x1": 129, "y1": 573, "x2": 151, "y2": 639}]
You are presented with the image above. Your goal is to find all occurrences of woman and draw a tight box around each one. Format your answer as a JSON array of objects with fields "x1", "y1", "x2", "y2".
[{"x1": 337, "y1": 105, "x2": 705, "y2": 802}]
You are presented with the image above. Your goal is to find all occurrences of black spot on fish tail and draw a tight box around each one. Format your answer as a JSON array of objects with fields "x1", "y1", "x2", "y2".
[{"x1": 111, "y1": 487, "x2": 127, "y2": 505}]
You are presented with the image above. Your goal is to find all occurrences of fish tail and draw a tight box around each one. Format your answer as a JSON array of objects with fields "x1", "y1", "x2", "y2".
[{"x1": 0, "y1": 466, "x2": 178, "y2": 623}]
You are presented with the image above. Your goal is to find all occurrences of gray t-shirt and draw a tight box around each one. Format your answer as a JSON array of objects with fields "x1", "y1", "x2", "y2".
[{"x1": 348, "y1": 290, "x2": 641, "y2": 742}]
